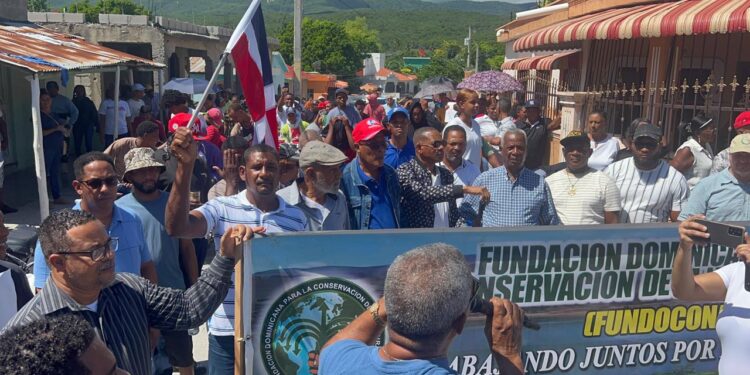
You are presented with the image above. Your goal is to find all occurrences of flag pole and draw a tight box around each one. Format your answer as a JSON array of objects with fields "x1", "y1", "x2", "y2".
[{"x1": 187, "y1": 52, "x2": 228, "y2": 127}]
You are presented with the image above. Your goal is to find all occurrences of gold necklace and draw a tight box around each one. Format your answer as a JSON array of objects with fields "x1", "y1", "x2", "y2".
[{"x1": 565, "y1": 169, "x2": 581, "y2": 196}]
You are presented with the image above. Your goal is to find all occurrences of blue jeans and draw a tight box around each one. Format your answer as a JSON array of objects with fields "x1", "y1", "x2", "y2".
[
  {"x1": 104, "y1": 133, "x2": 129, "y2": 148},
  {"x1": 208, "y1": 334, "x2": 234, "y2": 375},
  {"x1": 43, "y1": 142, "x2": 63, "y2": 199}
]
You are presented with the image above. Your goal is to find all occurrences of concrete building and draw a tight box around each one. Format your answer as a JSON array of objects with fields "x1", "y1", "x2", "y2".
[
  {"x1": 358, "y1": 54, "x2": 417, "y2": 96},
  {"x1": 0, "y1": 0, "x2": 163, "y2": 218}
]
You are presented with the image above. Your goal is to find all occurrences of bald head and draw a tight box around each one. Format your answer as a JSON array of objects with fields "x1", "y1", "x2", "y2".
[{"x1": 414, "y1": 127, "x2": 439, "y2": 145}]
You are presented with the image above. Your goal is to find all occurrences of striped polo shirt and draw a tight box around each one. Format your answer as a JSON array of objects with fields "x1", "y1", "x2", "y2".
[
  {"x1": 196, "y1": 190, "x2": 307, "y2": 336},
  {"x1": 605, "y1": 158, "x2": 689, "y2": 223}
]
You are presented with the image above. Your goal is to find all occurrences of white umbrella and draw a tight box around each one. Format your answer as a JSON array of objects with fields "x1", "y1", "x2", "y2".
[{"x1": 164, "y1": 77, "x2": 217, "y2": 94}]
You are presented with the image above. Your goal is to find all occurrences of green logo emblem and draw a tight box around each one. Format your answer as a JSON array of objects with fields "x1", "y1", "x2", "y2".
[{"x1": 260, "y1": 277, "x2": 381, "y2": 374}]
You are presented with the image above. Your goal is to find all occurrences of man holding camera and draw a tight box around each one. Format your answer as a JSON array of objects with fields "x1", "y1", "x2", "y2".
[{"x1": 318, "y1": 243, "x2": 524, "y2": 374}]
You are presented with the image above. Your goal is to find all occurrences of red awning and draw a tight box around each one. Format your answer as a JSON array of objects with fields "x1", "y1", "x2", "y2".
[
  {"x1": 514, "y1": 0, "x2": 750, "y2": 52},
  {"x1": 536, "y1": 50, "x2": 579, "y2": 70},
  {"x1": 501, "y1": 58, "x2": 521, "y2": 70},
  {"x1": 516, "y1": 55, "x2": 548, "y2": 70}
]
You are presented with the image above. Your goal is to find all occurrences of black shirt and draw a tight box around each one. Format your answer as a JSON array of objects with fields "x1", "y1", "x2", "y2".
[{"x1": 517, "y1": 118, "x2": 549, "y2": 170}]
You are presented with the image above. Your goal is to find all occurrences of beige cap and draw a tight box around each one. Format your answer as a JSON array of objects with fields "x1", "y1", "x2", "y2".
[
  {"x1": 299, "y1": 141, "x2": 348, "y2": 168},
  {"x1": 124, "y1": 147, "x2": 165, "y2": 177},
  {"x1": 729, "y1": 133, "x2": 750, "y2": 154}
]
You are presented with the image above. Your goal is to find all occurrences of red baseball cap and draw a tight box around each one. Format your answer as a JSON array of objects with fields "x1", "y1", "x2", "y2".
[
  {"x1": 352, "y1": 118, "x2": 385, "y2": 143},
  {"x1": 734, "y1": 111, "x2": 750, "y2": 130},
  {"x1": 168, "y1": 113, "x2": 207, "y2": 140}
]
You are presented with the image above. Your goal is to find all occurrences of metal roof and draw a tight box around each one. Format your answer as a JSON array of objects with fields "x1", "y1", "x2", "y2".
[{"x1": 0, "y1": 24, "x2": 164, "y2": 73}]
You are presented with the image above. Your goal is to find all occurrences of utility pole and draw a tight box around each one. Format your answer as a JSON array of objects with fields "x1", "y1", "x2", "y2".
[
  {"x1": 465, "y1": 27, "x2": 472, "y2": 69},
  {"x1": 293, "y1": 0, "x2": 303, "y2": 96},
  {"x1": 475, "y1": 42, "x2": 479, "y2": 72}
]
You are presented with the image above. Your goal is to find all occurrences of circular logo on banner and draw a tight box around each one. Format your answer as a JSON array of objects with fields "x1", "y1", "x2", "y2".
[{"x1": 260, "y1": 277, "x2": 380, "y2": 374}]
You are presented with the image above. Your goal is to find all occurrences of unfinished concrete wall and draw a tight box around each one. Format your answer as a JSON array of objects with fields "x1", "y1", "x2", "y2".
[{"x1": 5, "y1": 0, "x2": 28, "y2": 22}]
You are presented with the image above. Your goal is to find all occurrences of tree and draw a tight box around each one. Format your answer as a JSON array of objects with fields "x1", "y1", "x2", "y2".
[
  {"x1": 416, "y1": 57, "x2": 464, "y2": 83},
  {"x1": 343, "y1": 17, "x2": 382, "y2": 54},
  {"x1": 65, "y1": 0, "x2": 149, "y2": 22},
  {"x1": 28, "y1": 0, "x2": 49, "y2": 11},
  {"x1": 279, "y1": 18, "x2": 372, "y2": 78}
]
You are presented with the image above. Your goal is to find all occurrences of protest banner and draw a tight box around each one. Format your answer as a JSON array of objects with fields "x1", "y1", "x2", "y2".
[{"x1": 235, "y1": 222, "x2": 748, "y2": 374}]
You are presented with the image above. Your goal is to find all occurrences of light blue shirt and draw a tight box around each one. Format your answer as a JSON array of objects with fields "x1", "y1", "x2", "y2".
[
  {"x1": 326, "y1": 105, "x2": 361, "y2": 126},
  {"x1": 678, "y1": 168, "x2": 750, "y2": 222},
  {"x1": 51, "y1": 94, "x2": 79, "y2": 125},
  {"x1": 117, "y1": 192, "x2": 185, "y2": 290},
  {"x1": 320, "y1": 339, "x2": 456, "y2": 375},
  {"x1": 33, "y1": 202, "x2": 152, "y2": 288},
  {"x1": 461, "y1": 166, "x2": 560, "y2": 227}
]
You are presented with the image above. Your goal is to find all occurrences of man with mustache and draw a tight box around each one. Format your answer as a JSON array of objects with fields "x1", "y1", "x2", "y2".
[
  {"x1": 33, "y1": 152, "x2": 157, "y2": 289},
  {"x1": 117, "y1": 148, "x2": 199, "y2": 375},
  {"x1": 165, "y1": 127, "x2": 307, "y2": 374},
  {"x1": 546, "y1": 131, "x2": 621, "y2": 225},
  {"x1": 460, "y1": 129, "x2": 559, "y2": 227},
  {"x1": 277, "y1": 141, "x2": 350, "y2": 231},
  {"x1": 6, "y1": 208, "x2": 257, "y2": 375}
]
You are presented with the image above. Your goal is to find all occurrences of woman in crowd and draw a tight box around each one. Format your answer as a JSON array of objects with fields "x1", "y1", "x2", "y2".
[
  {"x1": 672, "y1": 217, "x2": 750, "y2": 374},
  {"x1": 587, "y1": 111, "x2": 623, "y2": 171},
  {"x1": 671, "y1": 115, "x2": 715, "y2": 189},
  {"x1": 443, "y1": 89, "x2": 484, "y2": 167},
  {"x1": 409, "y1": 100, "x2": 430, "y2": 133},
  {"x1": 40, "y1": 91, "x2": 68, "y2": 205}
]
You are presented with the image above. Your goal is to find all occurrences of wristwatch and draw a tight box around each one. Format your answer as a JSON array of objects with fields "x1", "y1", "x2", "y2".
[{"x1": 369, "y1": 302, "x2": 385, "y2": 327}]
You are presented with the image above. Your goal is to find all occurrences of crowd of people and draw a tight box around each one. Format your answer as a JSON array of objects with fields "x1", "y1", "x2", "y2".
[{"x1": 0, "y1": 81, "x2": 748, "y2": 374}]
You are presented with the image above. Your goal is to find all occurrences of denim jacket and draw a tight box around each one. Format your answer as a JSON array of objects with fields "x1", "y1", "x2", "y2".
[{"x1": 340, "y1": 157, "x2": 401, "y2": 230}]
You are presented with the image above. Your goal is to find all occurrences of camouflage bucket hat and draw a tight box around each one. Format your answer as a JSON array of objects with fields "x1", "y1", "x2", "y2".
[{"x1": 124, "y1": 147, "x2": 165, "y2": 177}]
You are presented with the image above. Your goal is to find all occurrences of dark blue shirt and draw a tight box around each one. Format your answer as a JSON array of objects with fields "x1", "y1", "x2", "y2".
[
  {"x1": 356, "y1": 162, "x2": 397, "y2": 229},
  {"x1": 384, "y1": 138, "x2": 415, "y2": 170},
  {"x1": 41, "y1": 112, "x2": 64, "y2": 148}
]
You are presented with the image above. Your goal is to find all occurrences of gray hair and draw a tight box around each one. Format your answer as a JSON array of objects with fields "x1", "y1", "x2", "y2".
[
  {"x1": 39, "y1": 209, "x2": 97, "y2": 259},
  {"x1": 498, "y1": 98, "x2": 511, "y2": 114},
  {"x1": 503, "y1": 128, "x2": 527, "y2": 146},
  {"x1": 384, "y1": 243, "x2": 473, "y2": 339}
]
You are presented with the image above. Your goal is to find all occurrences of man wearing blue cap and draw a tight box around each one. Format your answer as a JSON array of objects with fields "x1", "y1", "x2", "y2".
[{"x1": 384, "y1": 107, "x2": 415, "y2": 169}]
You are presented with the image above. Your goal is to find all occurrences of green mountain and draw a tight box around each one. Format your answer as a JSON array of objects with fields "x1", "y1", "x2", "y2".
[{"x1": 49, "y1": 0, "x2": 534, "y2": 52}]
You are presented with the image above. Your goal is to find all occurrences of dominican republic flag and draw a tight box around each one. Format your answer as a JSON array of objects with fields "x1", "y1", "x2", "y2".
[{"x1": 225, "y1": 0, "x2": 278, "y2": 148}]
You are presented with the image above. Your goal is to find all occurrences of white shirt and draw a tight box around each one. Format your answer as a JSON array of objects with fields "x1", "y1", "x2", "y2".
[
  {"x1": 715, "y1": 262, "x2": 750, "y2": 375},
  {"x1": 196, "y1": 192, "x2": 308, "y2": 336},
  {"x1": 98, "y1": 99, "x2": 131, "y2": 135},
  {"x1": 444, "y1": 117, "x2": 483, "y2": 167},
  {"x1": 432, "y1": 173, "x2": 450, "y2": 228},
  {"x1": 546, "y1": 168, "x2": 621, "y2": 225},
  {"x1": 605, "y1": 158, "x2": 689, "y2": 223},
  {"x1": 439, "y1": 160, "x2": 480, "y2": 206},
  {"x1": 677, "y1": 137, "x2": 714, "y2": 189},
  {"x1": 127, "y1": 98, "x2": 144, "y2": 120},
  {"x1": 589, "y1": 134, "x2": 622, "y2": 171},
  {"x1": 475, "y1": 114, "x2": 498, "y2": 137}
]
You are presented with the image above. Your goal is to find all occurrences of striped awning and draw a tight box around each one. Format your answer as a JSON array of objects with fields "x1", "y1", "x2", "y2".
[
  {"x1": 517, "y1": 55, "x2": 548, "y2": 70},
  {"x1": 501, "y1": 58, "x2": 521, "y2": 70},
  {"x1": 536, "y1": 50, "x2": 579, "y2": 70},
  {"x1": 514, "y1": 0, "x2": 750, "y2": 52}
]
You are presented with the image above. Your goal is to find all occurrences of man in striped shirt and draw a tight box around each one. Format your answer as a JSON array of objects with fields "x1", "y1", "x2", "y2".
[
  {"x1": 605, "y1": 123, "x2": 689, "y2": 223},
  {"x1": 165, "y1": 127, "x2": 308, "y2": 375},
  {"x1": 5, "y1": 209, "x2": 257, "y2": 375},
  {"x1": 547, "y1": 131, "x2": 621, "y2": 225}
]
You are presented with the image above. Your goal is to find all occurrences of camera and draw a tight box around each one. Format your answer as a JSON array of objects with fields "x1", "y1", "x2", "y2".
[{"x1": 728, "y1": 227, "x2": 743, "y2": 237}]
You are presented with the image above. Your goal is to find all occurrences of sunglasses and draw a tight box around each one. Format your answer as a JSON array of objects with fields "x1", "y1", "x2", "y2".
[
  {"x1": 58, "y1": 237, "x2": 118, "y2": 262},
  {"x1": 634, "y1": 140, "x2": 659, "y2": 149},
  {"x1": 420, "y1": 140, "x2": 446, "y2": 149},
  {"x1": 79, "y1": 176, "x2": 119, "y2": 190}
]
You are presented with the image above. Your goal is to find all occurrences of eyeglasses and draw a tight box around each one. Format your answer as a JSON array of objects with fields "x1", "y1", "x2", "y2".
[
  {"x1": 80, "y1": 176, "x2": 119, "y2": 190},
  {"x1": 58, "y1": 237, "x2": 118, "y2": 262},
  {"x1": 420, "y1": 140, "x2": 446, "y2": 149}
]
